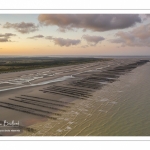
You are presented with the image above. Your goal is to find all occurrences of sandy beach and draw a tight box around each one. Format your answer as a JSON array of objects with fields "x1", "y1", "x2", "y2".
[{"x1": 0, "y1": 58, "x2": 149, "y2": 136}]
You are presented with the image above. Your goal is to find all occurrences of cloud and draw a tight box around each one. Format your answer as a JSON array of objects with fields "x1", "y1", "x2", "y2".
[
  {"x1": 0, "y1": 33, "x2": 16, "y2": 42},
  {"x1": 110, "y1": 23, "x2": 150, "y2": 47},
  {"x1": 28, "y1": 34, "x2": 44, "y2": 39},
  {"x1": 52, "y1": 38, "x2": 81, "y2": 47},
  {"x1": 57, "y1": 27, "x2": 67, "y2": 32},
  {"x1": 38, "y1": 14, "x2": 141, "y2": 32},
  {"x1": 0, "y1": 38, "x2": 9, "y2": 42},
  {"x1": 3, "y1": 22, "x2": 39, "y2": 34},
  {"x1": 0, "y1": 33, "x2": 16, "y2": 38},
  {"x1": 131, "y1": 23, "x2": 150, "y2": 39},
  {"x1": 139, "y1": 14, "x2": 150, "y2": 22},
  {"x1": 46, "y1": 36, "x2": 81, "y2": 47},
  {"x1": 145, "y1": 14, "x2": 150, "y2": 17},
  {"x1": 81, "y1": 45, "x2": 89, "y2": 48},
  {"x1": 45, "y1": 36, "x2": 53, "y2": 40},
  {"x1": 82, "y1": 34, "x2": 105, "y2": 45}
]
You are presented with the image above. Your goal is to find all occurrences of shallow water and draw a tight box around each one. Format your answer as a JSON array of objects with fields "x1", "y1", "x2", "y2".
[
  {"x1": 70, "y1": 62, "x2": 150, "y2": 136},
  {"x1": 28, "y1": 62, "x2": 150, "y2": 136}
]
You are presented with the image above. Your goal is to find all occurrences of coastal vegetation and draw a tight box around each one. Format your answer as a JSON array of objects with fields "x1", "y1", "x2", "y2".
[{"x1": 0, "y1": 57, "x2": 111, "y2": 74}]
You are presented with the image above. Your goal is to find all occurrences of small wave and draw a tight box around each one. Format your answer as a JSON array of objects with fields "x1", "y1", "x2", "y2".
[
  {"x1": 57, "y1": 129, "x2": 62, "y2": 132},
  {"x1": 64, "y1": 118, "x2": 69, "y2": 121},
  {"x1": 99, "y1": 82, "x2": 108, "y2": 84},
  {"x1": 99, "y1": 109, "x2": 108, "y2": 113},
  {"x1": 109, "y1": 101, "x2": 118, "y2": 104},
  {"x1": 71, "y1": 111, "x2": 79, "y2": 115},
  {"x1": 100, "y1": 98, "x2": 109, "y2": 102},
  {"x1": 66, "y1": 126, "x2": 72, "y2": 130},
  {"x1": 68, "y1": 122, "x2": 74, "y2": 125},
  {"x1": 58, "y1": 117, "x2": 64, "y2": 120}
]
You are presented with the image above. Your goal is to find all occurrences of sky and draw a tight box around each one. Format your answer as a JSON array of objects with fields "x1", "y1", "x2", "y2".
[{"x1": 0, "y1": 14, "x2": 150, "y2": 56}]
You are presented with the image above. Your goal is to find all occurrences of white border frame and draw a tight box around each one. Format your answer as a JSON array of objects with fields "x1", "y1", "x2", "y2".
[{"x1": 0, "y1": 9, "x2": 150, "y2": 141}]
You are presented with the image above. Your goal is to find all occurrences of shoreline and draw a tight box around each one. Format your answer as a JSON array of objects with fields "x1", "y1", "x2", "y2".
[
  {"x1": 19, "y1": 61, "x2": 150, "y2": 136},
  {"x1": 0, "y1": 58, "x2": 149, "y2": 136}
]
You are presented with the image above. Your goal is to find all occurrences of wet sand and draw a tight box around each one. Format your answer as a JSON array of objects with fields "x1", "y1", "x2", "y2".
[{"x1": 0, "y1": 58, "x2": 149, "y2": 136}]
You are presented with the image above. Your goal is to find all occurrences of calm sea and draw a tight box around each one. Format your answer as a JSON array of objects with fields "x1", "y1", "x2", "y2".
[{"x1": 52, "y1": 61, "x2": 150, "y2": 136}]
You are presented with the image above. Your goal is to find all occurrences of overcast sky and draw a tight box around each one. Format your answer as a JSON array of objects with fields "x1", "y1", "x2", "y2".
[{"x1": 0, "y1": 14, "x2": 150, "y2": 56}]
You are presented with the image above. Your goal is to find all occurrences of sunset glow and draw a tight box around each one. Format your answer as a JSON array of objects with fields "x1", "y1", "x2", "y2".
[{"x1": 1, "y1": 14, "x2": 150, "y2": 56}]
